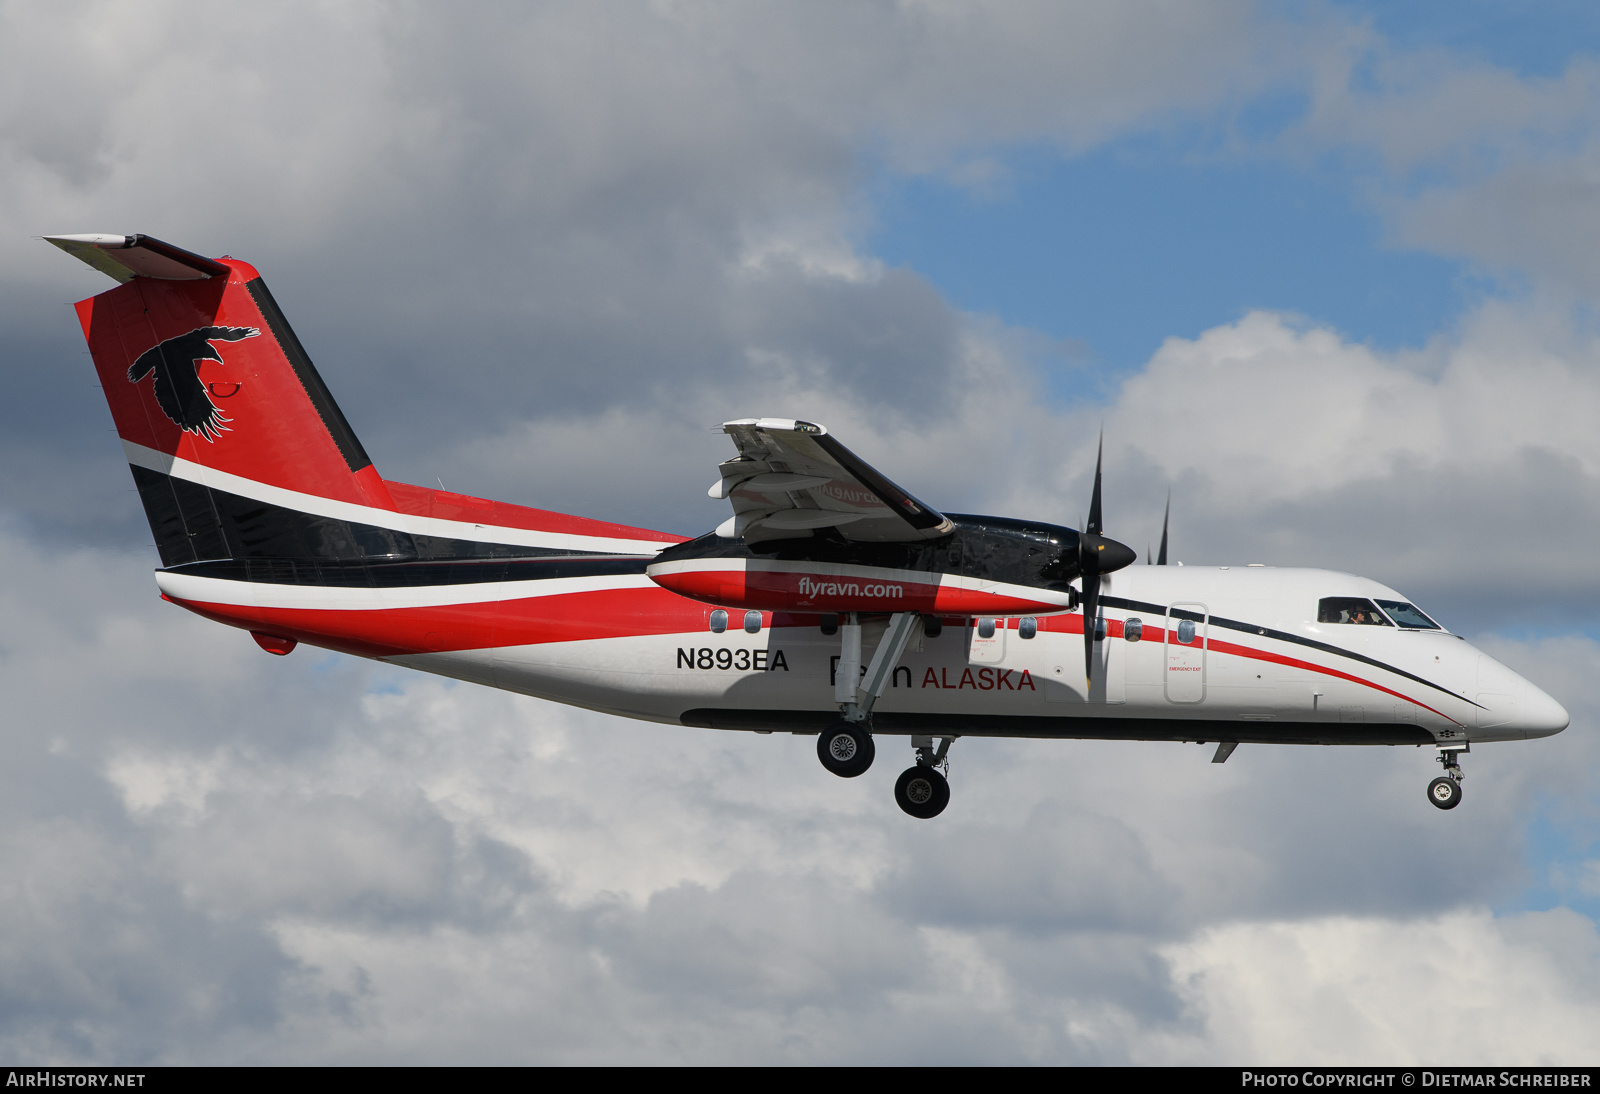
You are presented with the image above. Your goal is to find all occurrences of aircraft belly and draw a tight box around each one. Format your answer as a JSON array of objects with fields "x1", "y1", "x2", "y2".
[
  {"x1": 385, "y1": 648, "x2": 500, "y2": 690},
  {"x1": 485, "y1": 633, "x2": 792, "y2": 721},
  {"x1": 484, "y1": 627, "x2": 1063, "y2": 720}
]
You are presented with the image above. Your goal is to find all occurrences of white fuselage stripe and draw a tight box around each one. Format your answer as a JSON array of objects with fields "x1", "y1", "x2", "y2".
[
  {"x1": 122, "y1": 440, "x2": 674, "y2": 554},
  {"x1": 155, "y1": 570, "x2": 659, "y2": 610}
]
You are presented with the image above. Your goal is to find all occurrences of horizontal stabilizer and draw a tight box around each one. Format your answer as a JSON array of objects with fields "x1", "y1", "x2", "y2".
[{"x1": 45, "y1": 233, "x2": 230, "y2": 283}]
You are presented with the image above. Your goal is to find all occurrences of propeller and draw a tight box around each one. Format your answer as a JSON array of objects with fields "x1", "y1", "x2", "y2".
[
  {"x1": 1077, "y1": 437, "x2": 1137, "y2": 685},
  {"x1": 1147, "y1": 493, "x2": 1171, "y2": 565},
  {"x1": 1157, "y1": 491, "x2": 1169, "y2": 566}
]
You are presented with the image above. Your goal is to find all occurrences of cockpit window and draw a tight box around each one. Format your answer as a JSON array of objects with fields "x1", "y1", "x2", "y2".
[
  {"x1": 1318, "y1": 597, "x2": 1392, "y2": 626},
  {"x1": 1374, "y1": 599, "x2": 1442, "y2": 630}
]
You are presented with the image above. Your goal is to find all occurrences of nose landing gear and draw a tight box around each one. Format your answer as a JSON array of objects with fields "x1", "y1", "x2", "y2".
[
  {"x1": 1427, "y1": 743, "x2": 1466, "y2": 810},
  {"x1": 894, "y1": 735, "x2": 954, "y2": 819}
]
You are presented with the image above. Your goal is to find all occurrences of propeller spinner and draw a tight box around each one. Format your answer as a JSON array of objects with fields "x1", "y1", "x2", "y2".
[{"x1": 1077, "y1": 438, "x2": 1137, "y2": 685}]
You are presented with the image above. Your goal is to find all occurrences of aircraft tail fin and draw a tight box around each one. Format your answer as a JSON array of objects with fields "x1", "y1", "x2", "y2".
[
  {"x1": 55, "y1": 234, "x2": 397, "y2": 566},
  {"x1": 54, "y1": 234, "x2": 680, "y2": 567}
]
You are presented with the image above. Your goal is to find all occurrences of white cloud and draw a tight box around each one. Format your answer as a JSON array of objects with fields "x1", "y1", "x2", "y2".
[
  {"x1": 1284, "y1": 30, "x2": 1600, "y2": 301},
  {"x1": 1396, "y1": 159, "x2": 1600, "y2": 299},
  {"x1": 1296, "y1": 38, "x2": 1600, "y2": 176},
  {"x1": 0, "y1": 578, "x2": 1590, "y2": 1063},
  {"x1": 4, "y1": 0, "x2": 1600, "y2": 1065},
  {"x1": 1153, "y1": 909, "x2": 1600, "y2": 1066},
  {"x1": 429, "y1": 291, "x2": 1600, "y2": 635},
  {"x1": 3, "y1": 513, "x2": 1597, "y2": 1062}
]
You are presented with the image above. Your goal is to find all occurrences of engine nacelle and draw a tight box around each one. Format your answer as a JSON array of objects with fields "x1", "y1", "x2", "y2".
[{"x1": 646, "y1": 556, "x2": 1072, "y2": 617}]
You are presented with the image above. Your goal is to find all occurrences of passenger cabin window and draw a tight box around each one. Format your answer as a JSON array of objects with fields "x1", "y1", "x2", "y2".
[
  {"x1": 1125, "y1": 617, "x2": 1142, "y2": 643},
  {"x1": 1177, "y1": 619, "x2": 1197, "y2": 644},
  {"x1": 1375, "y1": 599, "x2": 1442, "y2": 630},
  {"x1": 923, "y1": 616, "x2": 943, "y2": 639},
  {"x1": 820, "y1": 613, "x2": 839, "y2": 636},
  {"x1": 977, "y1": 618, "x2": 997, "y2": 639},
  {"x1": 744, "y1": 610, "x2": 763, "y2": 634},
  {"x1": 1317, "y1": 597, "x2": 1392, "y2": 626},
  {"x1": 1018, "y1": 617, "x2": 1037, "y2": 640},
  {"x1": 709, "y1": 610, "x2": 728, "y2": 633}
]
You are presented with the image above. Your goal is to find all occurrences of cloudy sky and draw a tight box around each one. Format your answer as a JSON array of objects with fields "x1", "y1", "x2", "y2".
[{"x1": 2, "y1": 0, "x2": 1599, "y2": 1064}]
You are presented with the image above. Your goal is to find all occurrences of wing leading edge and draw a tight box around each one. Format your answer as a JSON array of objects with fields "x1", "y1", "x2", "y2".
[{"x1": 711, "y1": 418, "x2": 953, "y2": 544}]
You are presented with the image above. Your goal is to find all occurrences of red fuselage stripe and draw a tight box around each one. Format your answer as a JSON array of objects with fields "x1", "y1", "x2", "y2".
[
  {"x1": 166, "y1": 588, "x2": 1463, "y2": 722},
  {"x1": 1040, "y1": 612, "x2": 1460, "y2": 725}
]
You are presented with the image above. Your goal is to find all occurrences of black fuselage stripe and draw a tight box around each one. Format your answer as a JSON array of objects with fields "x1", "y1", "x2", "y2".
[
  {"x1": 164, "y1": 555, "x2": 653, "y2": 588},
  {"x1": 1101, "y1": 595, "x2": 1479, "y2": 709},
  {"x1": 131, "y1": 464, "x2": 617, "y2": 569}
]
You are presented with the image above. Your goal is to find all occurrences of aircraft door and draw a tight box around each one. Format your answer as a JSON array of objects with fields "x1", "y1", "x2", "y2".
[
  {"x1": 968, "y1": 617, "x2": 1005, "y2": 664},
  {"x1": 1164, "y1": 603, "x2": 1207, "y2": 704}
]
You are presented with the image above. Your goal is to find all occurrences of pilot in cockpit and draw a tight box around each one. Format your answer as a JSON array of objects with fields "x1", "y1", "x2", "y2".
[{"x1": 1318, "y1": 597, "x2": 1395, "y2": 626}]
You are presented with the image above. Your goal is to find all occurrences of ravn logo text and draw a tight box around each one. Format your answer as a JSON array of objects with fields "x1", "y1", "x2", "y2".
[{"x1": 796, "y1": 576, "x2": 903, "y2": 599}]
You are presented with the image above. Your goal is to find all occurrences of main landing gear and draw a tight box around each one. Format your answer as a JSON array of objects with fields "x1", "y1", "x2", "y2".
[
  {"x1": 814, "y1": 610, "x2": 921, "y2": 785},
  {"x1": 814, "y1": 610, "x2": 955, "y2": 818},
  {"x1": 814, "y1": 610, "x2": 916, "y2": 782},
  {"x1": 1427, "y1": 742, "x2": 1466, "y2": 810},
  {"x1": 818, "y1": 721, "x2": 874, "y2": 778}
]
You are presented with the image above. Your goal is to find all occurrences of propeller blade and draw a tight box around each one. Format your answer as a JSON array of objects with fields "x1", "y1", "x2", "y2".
[
  {"x1": 1086, "y1": 435, "x2": 1104, "y2": 536},
  {"x1": 1082, "y1": 569, "x2": 1099, "y2": 686},
  {"x1": 1073, "y1": 433, "x2": 1134, "y2": 684},
  {"x1": 1157, "y1": 491, "x2": 1170, "y2": 566}
]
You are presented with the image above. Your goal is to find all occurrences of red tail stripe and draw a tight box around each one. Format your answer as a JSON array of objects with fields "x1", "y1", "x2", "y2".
[
  {"x1": 168, "y1": 586, "x2": 713, "y2": 658},
  {"x1": 380, "y1": 479, "x2": 682, "y2": 543}
]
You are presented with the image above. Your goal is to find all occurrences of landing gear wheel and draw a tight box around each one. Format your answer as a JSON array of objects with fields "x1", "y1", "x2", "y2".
[
  {"x1": 895, "y1": 765, "x2": 950, "y2": 819},
  {"x1": 817, "y1": 721, "x2": 875, "y2": 778},
  {"x1": 1428, "y1": 776, "x2": 1462, "y2": 810}
]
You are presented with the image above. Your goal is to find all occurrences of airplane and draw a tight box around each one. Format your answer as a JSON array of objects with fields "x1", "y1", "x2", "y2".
[{"x1": 45, "y1": 232, "x2": 1570, "y2": 819}]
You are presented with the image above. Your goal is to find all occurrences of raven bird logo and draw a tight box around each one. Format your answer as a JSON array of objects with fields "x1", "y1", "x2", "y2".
[{"x1": 127, "y1": 326, "x2": 259, "y2": 441}]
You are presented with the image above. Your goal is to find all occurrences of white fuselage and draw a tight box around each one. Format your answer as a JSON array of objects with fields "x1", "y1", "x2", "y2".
[{"x1": 368, "y1": 564, "x2": 1567, "y2": 745}]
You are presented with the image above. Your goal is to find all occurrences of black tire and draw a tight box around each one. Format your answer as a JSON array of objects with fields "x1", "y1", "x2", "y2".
[
  {"x1": 895, "y1": 765, "x2": 950, "y2": 819},
  {"x1": 1427, "y1": 777, "x2": 1462, "y2": 810},
  {"x1": 817, "y1": 721, "x2": 874, "y2": 778}
]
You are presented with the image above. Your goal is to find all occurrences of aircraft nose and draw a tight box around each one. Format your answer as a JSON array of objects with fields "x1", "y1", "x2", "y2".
[
  {"x1": 1518, "y1": 680, "x2": 1569, "y2": 739},
  {"x1": 1476, "y1": 652, "x2": 1569, "y2": 739}
]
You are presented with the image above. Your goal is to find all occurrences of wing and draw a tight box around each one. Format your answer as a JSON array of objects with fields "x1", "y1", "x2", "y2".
[{"x1": 710, "y1": 418, "x2": 953, "y2": 544}]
